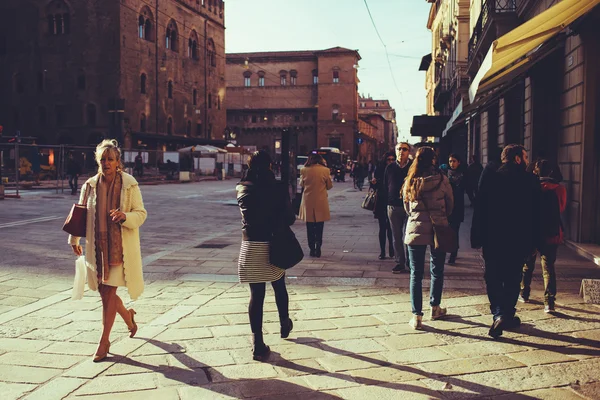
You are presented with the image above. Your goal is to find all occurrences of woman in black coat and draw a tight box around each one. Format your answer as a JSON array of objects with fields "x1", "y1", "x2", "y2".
[
  {"x1": 445, "y1": 154, "x2": 466, "y2": 265},
  {"x1": 236, "y1": 151, "x2": 295, "y2": 361},
  {"x1": 371, "y1": 152, "x2": 396, "y2": 259}
]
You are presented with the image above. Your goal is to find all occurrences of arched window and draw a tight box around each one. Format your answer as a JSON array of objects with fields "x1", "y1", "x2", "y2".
[
  {"x1": 86, "y1": 104, "x2": 97, "y2": 126},
  {"x1": 243, "y1": 71, "x2": 251, "y2": 87},
  {"x1": 207, "y1": 39, "x2": 216, "y2": 67},
  {"x1": 140, "y1": 73, "x2": 147, "y2": 94},
  {"x1": 167, "y1": 117, "x2": 173, "y2": 135},
  {"x1": 168, "y1": 80, "x2": 173, "y2": 99},
  {"x1": 280, "y1": 70, "x2": 287, "y2": 86},
  {"x1": 188, "y1": 30, "x2": 199, "y2": 60},
  {"x1": 140, "y1": 113, "x2": 147, "y2": 132},
  {"x1": 46, "y1": 1, "x2": 70, "y2": 35},
  {"x1": 186, "y1": 120, "x2": 191, "y2": 135},
  {"x1": 290, "y1": 70, "x2": 297, "y2": 86},
  {"x1": 138, "y1": 7, "x2": 154, "y2": 41},
  {"x1": 166, "y1": 20, "x2": 178, "y2": 51},
  {"x1": 258, "y1": 71, "x2": 265, "y2": 87},
  {"x1": 333, "y1": 68, "x2": 340, "y2": 83},
  {"x1": 312, "y1": 69, "x2": 319, "y2": 85},
  {"x1": 193, "y1": 89, "x2": 197, "y2": 105}
]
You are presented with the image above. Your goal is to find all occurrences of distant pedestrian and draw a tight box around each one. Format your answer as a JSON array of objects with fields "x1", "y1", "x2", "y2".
[
  {"x1": 236, "y1": 151, "x2": 294, "y2": 361},
  {"x1": 299, "y1": 154, "x2": 333, "y2": 257},
  {"x1": 444, "y1": 154, "x2": 466, "y2": 265},
  {"x1": 353, "y1": 162, "x2": 365, "y2": 191},
  {"x1": 367, "y1": 160, "x2": 375, "y2": 182},
  {"x1": 371, "y1": 152, "x2": 395, "y2": 260},
  {"x1": 465, "y1": 154, "x2": 483, "y2": 206},
  {"x1": 134, "y1": 152, "x2": 144, "y2": 177},
  {"x1": 471, "y1": 144, "x2": 540, "y2": 339},
  {"x1": 403, "y1": 146, "x2": 454, "y2": 329},
  {"x1": 384, "y1": 142, "x2": 412, "y2": 273},
  {"x1": 68, "y1": 139, "x2": 147, "y2": 362},
  {"x1": 66, "y1": 153, "x2": 82, "y2": 195},
  {"x1": 520, "y1": 159, "x2": 566, "y2": 313}
]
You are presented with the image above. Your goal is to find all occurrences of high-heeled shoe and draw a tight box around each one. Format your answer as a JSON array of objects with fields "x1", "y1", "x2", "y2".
[
  {"x1": 128, "y1": 309, "x2": 138, "y2": 338},
  {"x1": 93, "y1": 341, "x2": 110, "y2": 362}
]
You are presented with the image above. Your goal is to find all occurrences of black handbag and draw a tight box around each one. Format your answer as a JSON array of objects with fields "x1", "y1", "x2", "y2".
[
  {"x1": 361, "y1": 189, "x2": 377, "y2": 211},
  {"x1": 270, "y1": 225, "x2": 304, "y2": 270}
]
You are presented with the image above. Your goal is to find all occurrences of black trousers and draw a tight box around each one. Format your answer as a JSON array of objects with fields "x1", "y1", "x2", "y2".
[
  {"x1": 68, "y1": 174, "x2": 78, "y2": 194},
  {"x1": 483, "y1": 251, "x2": 523, "y2": 320},
  {"x1": 449, "y1": 221, "x2": 461, "y2": 258},
  {"x1": 249, "y1": 275, "x2": 289, "y2": 342},
  {"x1": 377, "y1": 215, "x2": 393, "y2": 255},
  {"x1": 306, "y1": 222, "x2": 324, "y2": 248}
]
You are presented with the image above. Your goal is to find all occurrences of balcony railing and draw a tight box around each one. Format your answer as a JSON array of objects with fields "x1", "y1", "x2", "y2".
[{"x1": 468, "y1": 0, "x2": 517, "y2": 63}]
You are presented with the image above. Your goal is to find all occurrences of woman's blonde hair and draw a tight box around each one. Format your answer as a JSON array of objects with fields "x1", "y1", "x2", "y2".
[
  {"x1": 403, "y1": 146, "x2": 437, "y2": 202},
  {"x1": 95, "y1": 139, "x2": 124, "y2": 174}
]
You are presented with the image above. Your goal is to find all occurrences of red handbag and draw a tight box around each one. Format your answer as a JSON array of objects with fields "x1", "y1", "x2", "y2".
[{"x1": 62, "y1": 185, "x2": 90, "y2": 237}]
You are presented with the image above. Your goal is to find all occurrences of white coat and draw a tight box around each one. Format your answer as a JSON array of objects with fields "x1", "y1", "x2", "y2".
[{"x1": 68, "y1": 171, "x2": 147, "y2": 300}]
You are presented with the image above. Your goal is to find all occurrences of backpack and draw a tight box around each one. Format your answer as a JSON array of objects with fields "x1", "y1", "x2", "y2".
[{"x1": 539, "y1": 188, "x2": 561, "y2": 239}]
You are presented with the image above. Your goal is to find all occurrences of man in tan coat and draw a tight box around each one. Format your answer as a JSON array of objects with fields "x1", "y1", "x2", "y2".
[{"x1": 299, "y1": 154, "x2": 333, "y2": 257}]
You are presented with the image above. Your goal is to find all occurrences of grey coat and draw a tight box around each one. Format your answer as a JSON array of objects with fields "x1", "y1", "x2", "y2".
[{"x1": 402, "y1": 169, "x2": 454, "y2": 246}]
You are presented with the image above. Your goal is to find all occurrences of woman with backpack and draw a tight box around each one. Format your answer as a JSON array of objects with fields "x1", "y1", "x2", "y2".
[
  {"x1": 519, "y1": 159, "x2": 566, "y2": 313},
  {"x1": 402, "y1": 147, "x2": 454, "y2": 329}
]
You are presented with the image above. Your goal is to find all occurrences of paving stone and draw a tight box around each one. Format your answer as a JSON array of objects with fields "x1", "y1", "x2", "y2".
[
  {"x1": 0, "y1": 364, "x2": 62, "y2": 384},
  {"x1": 301, "y1": 373, "x2": 359, "y2": 390},
  {"x1": 0, "y1": 382, "x2": 37, "y2": 400},
  {"x1": 335, "y1": 380, "x2": 437, "y2": 399},
  {"x1": 291, "y1": 308, "x2": 345, "y2": 320},
  {"x1": 507, "y1": 349, "x2": 579, "y2": 366},
  {"x1": 22, "y1": 377, "x2": 86, "y2": 400},
  {"x1": 494, "y1": 387, "x2": 587, "y2": 400},
  {"x1": 271, "y1": 358, "x2": 326, "y2": 377},
  {"x1": 155, "y1": 367, "x2": 210, "y2": 386},
  {"x1": 236, "y1": 376, "x2": 312, "y2": 398},
  {"x1": 7, "y1": 316, "x2": 72, "y2": 331},
  {"x1": 418, "y1": 355, "x2": 525, "y2": 376},
  {"x1": 0, "y1": 351, "x2": 84, "y2": 369},
  {"x1": 178, "y1": 384, "x2": 244, "y2": 399},
  {"x1": 265, "y1": 319, "x2": 338, "y2": 335},
  {"x1": 0, "y1": 297, "x2": 38, "y2": 307},
  {"x1": 208, "y1": 363, "x2": 279, "y2": 382},
  {"x1": 67, "y1": 388, "x2": 180, "y2": 400},
  {"x1": 572, "y1": 382, "x2": 600, "y2": 399},
  {"x1": 322, "y1": 338, "x2": 387, "y2": 354},
  {"x1": 316, "y1": 354, "x2": 389, "y2": 372},
  {"x1": 4, "y1": 288, "x2": 63, "y2": 299},
  {"x1": 171, "y1": 315, "x2": 230, "y2": 329},
  {"x1": 0, "y1": 338, "x2": 53, "y2": 352},
  {"x1": 330, "y1": 316, "x2": 384, "y2": 329},
  {"x1": 209, "y1": 324, "x2": 255, "y2": 337},
  {"x1": 0, "y1": 326, "x2": 33, "y2": 338},
  {"x1": 169, "y1": 350, "x2": 236, "y2": 368},
  {"x1": 376, "y1": 332, "x2": 443, "y2": 350},
  {"x1": 383, "y1": 347, "x2": 453, "y2": 365},
  {"x1": 184, "y1": 336, "x2": 251, "y2": 352},
  {"x1": 41, "y1": 340, "x2": 98, "y2": 356},
  {"x1": 313, "y1": 326, "x2": 389, "y2": 341},
  {"x1": 104, "y1": 355, "x2": 170, "y2": 375},
  {"x1": 73, "y1": 372, "x2": 157, "y2": 395},
  {"x1": 155, "y1": 327, "x2": 213, "y2": 341}
]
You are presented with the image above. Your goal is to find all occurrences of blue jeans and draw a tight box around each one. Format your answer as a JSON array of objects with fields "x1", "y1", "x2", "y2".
[{"x1": 408, "y1": 245, "x2": 446, "y2": 316}]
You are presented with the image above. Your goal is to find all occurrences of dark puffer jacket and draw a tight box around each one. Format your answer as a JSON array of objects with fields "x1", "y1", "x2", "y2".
[
  {"x1": 236, "y1": 181, "x2": 295, "y2": 242},
  {"x1": 403, "y1": 168, "x2": 454, "y2": 246}
]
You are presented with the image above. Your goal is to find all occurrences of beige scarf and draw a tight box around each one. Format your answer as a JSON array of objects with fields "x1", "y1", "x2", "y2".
[{"x1": 95, "y1": 172, "x2": 124, "y2": 283}]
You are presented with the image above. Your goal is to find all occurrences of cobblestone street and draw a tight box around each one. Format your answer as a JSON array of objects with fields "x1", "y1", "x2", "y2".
[{"x1": 1, "y1": 180, "x2": 600, "y2": 399}]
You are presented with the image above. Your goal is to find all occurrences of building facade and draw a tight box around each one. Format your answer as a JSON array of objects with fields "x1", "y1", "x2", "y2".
[
  {"x1": 359, "y1": 96, "x2": 399, "y2": 152},
  {"x1": 0, "y1": 0, "x2": 226, "y2": 150},
  {"x1": 225, "y1": 47, "x2": 361, "y2": 160},
  {"x1": 459, "y1": 0, "x2": 600, "y2": 248}
]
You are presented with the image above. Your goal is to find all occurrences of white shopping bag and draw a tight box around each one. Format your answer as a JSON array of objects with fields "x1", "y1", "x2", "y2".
[{"x1": 72, "y1": 255, "x2": 87, "y2": 300}]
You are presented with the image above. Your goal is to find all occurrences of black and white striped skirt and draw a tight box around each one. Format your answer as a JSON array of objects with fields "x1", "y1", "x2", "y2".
[{"x1": 238, "y1": 241, "x2": 285, "y2": 284}]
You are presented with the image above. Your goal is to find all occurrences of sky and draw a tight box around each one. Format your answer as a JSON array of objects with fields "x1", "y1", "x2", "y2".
[{"x1": 224, "y1": 0, "x2": 432, "y2": 144}]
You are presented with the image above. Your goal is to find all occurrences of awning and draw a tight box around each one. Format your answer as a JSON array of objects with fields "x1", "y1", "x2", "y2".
[
  {"x1": 442, "y1": 100, "x2": 464, "y2": 137},
  {"x1": 419, "y1": 54, "x2": 432, "y2": 71},
  {"x1": 478, "y1": 0, "x2": 600, "y2": 94},
  {"x1": 178, "y1": 145, "x2": 228, "y2": 154},
  {"x1": 410, "y1": 115, "x2": 450, "y2": 138}
]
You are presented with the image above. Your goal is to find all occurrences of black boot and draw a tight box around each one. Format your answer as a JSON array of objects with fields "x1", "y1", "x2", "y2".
[
  {"x1": 252, "y1": 333, "x2": 270, "y2": 361},
  {"x1": 280, "y1": 318, "x2": 294, "y2": 339},
  {"x1": 315, "y1": 243, "x2": 322, "y2": 258}
]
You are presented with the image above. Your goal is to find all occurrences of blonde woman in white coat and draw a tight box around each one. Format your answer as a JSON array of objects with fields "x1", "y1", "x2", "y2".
[{"x1": 68, "y1": 139, "x2": 147, "y2": 362}]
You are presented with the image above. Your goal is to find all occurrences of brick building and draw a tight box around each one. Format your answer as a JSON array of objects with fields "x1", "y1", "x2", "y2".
[
  {"x1": 0, "y1": 0, "x2": 226, "y2": 150},
  {"x1": 225, "y1": 47, "x2": 361, "y2": 160},
  {"x1": 443, "y1": 0, "x2": 600, "y2": 250},
  {"x1": 359, "y1": 96, "x2": 398, "y2": 151}
]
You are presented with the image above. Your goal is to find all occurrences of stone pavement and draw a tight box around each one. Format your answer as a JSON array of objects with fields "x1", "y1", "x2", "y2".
[{"x1": 1, "y1": 180, "x2": 600, "y2": 399}]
